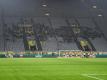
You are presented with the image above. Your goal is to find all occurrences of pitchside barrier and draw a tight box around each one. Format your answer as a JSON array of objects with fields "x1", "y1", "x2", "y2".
[
  {"x1": 0, "y1": 50, "x2": 107, "y2": 58},
  {"x1": 96, "y1": 52, "x2": 107, "y2": 58}
]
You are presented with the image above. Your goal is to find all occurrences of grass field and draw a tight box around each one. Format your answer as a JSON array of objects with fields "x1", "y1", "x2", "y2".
[{"x1": 0, "y1": 58, "x2": 107, "y2": 80}]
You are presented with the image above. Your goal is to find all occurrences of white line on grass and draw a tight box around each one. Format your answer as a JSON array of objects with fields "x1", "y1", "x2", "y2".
[
  {"x1": 86, "y1": 74, "x2": 107, "y2": 76},
  {"x1": 82, "y1": 74, "x2": 107, "y2": 80}
]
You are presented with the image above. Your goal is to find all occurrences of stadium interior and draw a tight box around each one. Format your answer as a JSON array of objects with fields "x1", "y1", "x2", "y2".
[
  {"x1": 0, "y1": 0, "x2": 107, "y2": 58},
  {"x1": 0, "y1": 1, "x2": 107, "y2": 80}
]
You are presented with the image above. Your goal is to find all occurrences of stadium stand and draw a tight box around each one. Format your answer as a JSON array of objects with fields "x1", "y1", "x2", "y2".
[{"x1": 0, "y1": 0, "x2": 107, "y2": 58}]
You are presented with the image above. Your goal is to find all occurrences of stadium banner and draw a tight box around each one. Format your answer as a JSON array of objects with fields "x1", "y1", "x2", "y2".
[{"x1": 0, "y1": 50, "x2": 107, "y2": 58}]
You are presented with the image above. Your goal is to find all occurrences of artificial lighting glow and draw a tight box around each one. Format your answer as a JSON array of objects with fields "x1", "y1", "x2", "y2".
[
  {"x1": 42, "y1": 4, "x2": 47, "y2": 7},
  {"x1": 92, "y1": 6, "x2": 97, "y2": 9},
  {"x1": 45, "y1": 13, "x2": 50, "y2": 16},
  {"x1": 98, "y1": 14, "x2": 103, "y2": 17}
]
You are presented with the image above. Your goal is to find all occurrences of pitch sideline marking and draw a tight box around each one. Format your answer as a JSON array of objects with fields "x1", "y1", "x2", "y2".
[{"x1": 82, "y1": 74, "x2": 107, "y2": 80}]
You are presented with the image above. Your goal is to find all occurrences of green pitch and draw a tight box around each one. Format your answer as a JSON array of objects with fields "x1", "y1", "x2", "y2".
[{"x1": 0, "y1": 58, "x2": 107, "y2": 80}]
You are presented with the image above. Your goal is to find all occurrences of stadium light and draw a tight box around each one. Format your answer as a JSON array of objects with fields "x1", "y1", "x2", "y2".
[
  {"x1": 98, "y1": 14, "x2": 103, "y2": 17},
  {"x1": 42, "y1": 4, "x2": 47, "y2": 7},
  {"x1": 92, "y1": 5, "x2": 97, "y2": 9},
  {"x1": 45, "y1": 13, "x2": 50, "y2": 16}
]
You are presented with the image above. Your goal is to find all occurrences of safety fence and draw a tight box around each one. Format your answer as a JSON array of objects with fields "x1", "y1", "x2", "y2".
[{"x1": 0, "y1": 50, "x2": 107, "y2": 58}]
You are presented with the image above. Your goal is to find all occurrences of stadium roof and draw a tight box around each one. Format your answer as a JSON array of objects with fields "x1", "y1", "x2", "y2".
[
  {"x1": 0, "y1": 0, "x2": 107, "y2": 37},
  {"x1": 0, "y1": 0, "x2": 106, "y2": 18}
]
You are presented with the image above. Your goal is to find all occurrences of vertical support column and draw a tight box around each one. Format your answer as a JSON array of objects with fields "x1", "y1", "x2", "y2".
[
  {"x1": 65, "y1": 19, "x2": 82, "y2": 50},
  {"x1": 74, "y1": 18, "x2": 96, "y2": 51},
  {"x1": 32, "y1": 23, "x2": 42, "y2": 51},
  {"x1": 22, "y1": 27, "x2": 29, "y2": 51}
]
